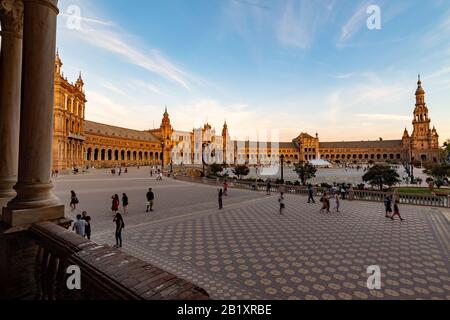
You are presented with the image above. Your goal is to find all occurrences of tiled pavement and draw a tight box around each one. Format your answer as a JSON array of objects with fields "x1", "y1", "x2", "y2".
[{"x1": 93, "y1": 186, "x2": 450, "y2": 300}]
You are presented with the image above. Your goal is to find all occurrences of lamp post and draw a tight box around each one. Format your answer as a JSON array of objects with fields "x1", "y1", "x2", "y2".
[
  {"x1": 410, "y1": 141, "x2": 414, "y2": 182},
  {"x1": 202, "y1": 142, "x2": 210, "y2": 177},
  {"x1": 280, "y1": 154, "x2": 285, "y2": 184},
  {"x1": 161, "y1": 141, "x2": 165, "y2": 171}
]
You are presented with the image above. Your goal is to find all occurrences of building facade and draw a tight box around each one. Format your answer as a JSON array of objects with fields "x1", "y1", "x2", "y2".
[{"x1": 52, "y1": 55, "x2": 441, "y2": 171}]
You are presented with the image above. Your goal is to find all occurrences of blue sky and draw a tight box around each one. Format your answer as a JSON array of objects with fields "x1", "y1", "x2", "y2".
[{"x1": 56, "y1": 0, "x2": 450, "y2": 142}]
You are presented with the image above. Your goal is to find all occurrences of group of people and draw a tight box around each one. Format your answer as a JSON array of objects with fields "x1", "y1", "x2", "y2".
[
  {"x1": 72, "y1": 211, "x2": 92, "y2": 240},
  {"x1": 384, "y1": 194, "x2": 405, "y2": 221},
  {"x1": 111, "y1": 167, "x2": 128, "y2": 176}
]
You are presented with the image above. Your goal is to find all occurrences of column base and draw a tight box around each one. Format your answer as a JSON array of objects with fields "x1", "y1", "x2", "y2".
[{"x1": 2, "y1": 204, "x2": 65, "y2": 227}]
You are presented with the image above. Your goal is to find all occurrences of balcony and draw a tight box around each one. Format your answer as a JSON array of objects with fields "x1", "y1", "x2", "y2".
[{"x1": 68, "y1": 133, "x2": 86, "y2": 141}]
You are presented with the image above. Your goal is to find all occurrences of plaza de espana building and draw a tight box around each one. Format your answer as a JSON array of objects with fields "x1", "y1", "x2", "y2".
[{"x1": 52, "y1": 54, "x2": 441, "y2": 171}]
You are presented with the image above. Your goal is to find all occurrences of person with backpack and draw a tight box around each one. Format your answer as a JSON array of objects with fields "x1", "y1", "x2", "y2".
[
  {"x1": 113, "y1": 213, "x2": 125, "y2": 248},
  {"x1": 122, "y1": 193, "x2": 129, "y2": 214},
  {"x1": 70, "y1": 190, "x2": 79, "y2": 211}
]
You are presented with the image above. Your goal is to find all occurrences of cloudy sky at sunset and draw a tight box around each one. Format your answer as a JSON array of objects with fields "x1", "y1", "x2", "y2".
[{"x1": 56, "y1": 0, "x2": 450, "y2": 142}]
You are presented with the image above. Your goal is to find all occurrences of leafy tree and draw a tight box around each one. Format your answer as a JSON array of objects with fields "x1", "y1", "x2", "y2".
[
  {"x1": 442, "y1": 139, "x2": 450, "y2": 163},
  {"x1": 232, "y1": 165, "x2": 250, "y2": 179},
  {"x1": 362, "y1": 165, "x2": 401, "y2": 190},
  {"x1": 293, "y1": 161, "x2": 317, "y2": 185},
  {"x1": 424, "y1": 163, "x2": 450, "y2": 188},
  {"x1": 208, "y1": 163, "x2": 224, "y2": 176}
]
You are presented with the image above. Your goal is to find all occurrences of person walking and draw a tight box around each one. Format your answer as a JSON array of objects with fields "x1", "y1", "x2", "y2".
[
  {"x1": 320, "y1": 192, "x2": 330, "y2": 214},
  {"x1": 340, "y1": 185, "x2": 346, "y2": 200},
  {"x1": 391, "y1": 201, "x2": 405, "y2": 221},
  {"x1": 113, "y1": 213, "x2": 125, "y2": 248},
  {"x1": 111, "y1": 194, "x2": 120, "y2": 214},
  {"x1": 384, "y1": 195, "x2": 393, "y2": 218},
  {"x1": 81, "y1": 211, "x2": 92, "y2": 240},
  {"x1": 307, "y1": 184, "x2": 315, "y2": 203},
  {"x1": 122, "y1": 193, "x2": 129, "y2": 214},
  {"x1": 266, "y1": 181, "x2": 272, "y2": 195},
  {"x1": 146, "y1": 188, "x2": 154, "y2": 212},
  {"x1": 72, "y1": 214, "x2": 87, "y2": 237},
  {"x1": 70, "y1": 190, "x2": 78, "y2": 211},
  {"x1": 223, "y1": 181, "x2": 229, "y2": 196},
  {"x1": 218, "y1": 189, "x2": 223, "y2": 210},
  {"x1": 334, "y1": 193, "x2": 340, "y2": 213},
  {"x1": 278, "y1": 192, "x2": 285, "y2": 215}
]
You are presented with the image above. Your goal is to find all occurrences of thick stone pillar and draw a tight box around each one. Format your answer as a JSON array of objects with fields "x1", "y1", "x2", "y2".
[
  {"x1": 0, "y1": 0, "x2": 24, "y2": 212},
  {"x1": 3, "y1": 0, "x2": 64, "y2": 227}
]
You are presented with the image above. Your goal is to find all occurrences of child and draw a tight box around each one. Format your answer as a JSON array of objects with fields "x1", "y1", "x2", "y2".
[
  {"x1": 391, "y1": 201, "x2": 405, "y2": 221},
  {"x1": 278, "y1": 193, "x2": 285, "y2": 215}
]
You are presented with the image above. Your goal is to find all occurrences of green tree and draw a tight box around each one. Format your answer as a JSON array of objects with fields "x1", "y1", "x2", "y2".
[
  {"x1": 293, "y1": 161, "x2": 317, "y2": 185},
  {"x1": 232, "y1": 165, "x2": 250, "y2": 180},
  {"x1": 208, "y1": 163, "x2": 224, "y2": 176},
  {"x1": 442, "y1": 139, "x2": 450, "y2": 163},
  {"x1": 362, "y1": 165, "x2": 401, "y2": 190},
  {"x1": 424, "y1": 163, "x2": 450, "y2": 188}
]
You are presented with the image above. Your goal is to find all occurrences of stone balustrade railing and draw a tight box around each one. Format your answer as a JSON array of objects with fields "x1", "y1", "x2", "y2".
[
  {"x1": 175, "y1": 175, "x2": 450, "y2": 208},
  {"x1": 29, "y1": 222, "x2": 209, "y2": 300}
]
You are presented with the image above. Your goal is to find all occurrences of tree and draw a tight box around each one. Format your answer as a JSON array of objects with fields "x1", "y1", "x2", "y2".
[
  {"x1": 442, "y1": 139, "x2": 450, "y2": 163},
  {"x1": 424, "y1": 163, "x2": 450, "y2": 188},
  {"x1": 293, "y1": 161, "x2": 317, "y2": 185},
  {"x1": 232, "y1": 165, "x2": 250, "y2": 180},
  {"x1": 362, "y1": 165, "x2": 401, "y2": 190},
  {"x1": 208, "y1": 163, "x2": 224, "y2": 177}
]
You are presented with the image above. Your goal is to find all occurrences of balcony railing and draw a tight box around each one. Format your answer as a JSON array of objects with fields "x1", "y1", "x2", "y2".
[
  {"x1": 29, "y1": 222, "x2": 209, "y2": 300},
  {"x1": 175, "y1": 175, "x2": 450, "y2": 208}
]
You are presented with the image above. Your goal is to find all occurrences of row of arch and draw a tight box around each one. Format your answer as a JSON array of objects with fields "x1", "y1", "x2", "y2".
[
  {"x1": 86, "y1": 148, "x2": 163, "y2": 162},
  {"x1": 320, "y1": 153, "x2": 403, "y2": 161}
]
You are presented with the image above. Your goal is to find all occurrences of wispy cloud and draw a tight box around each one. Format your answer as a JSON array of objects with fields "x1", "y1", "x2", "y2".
[
  {"x1": 59, "y1": 15, "x2": 192, "y2": 90},
  {"x1": 101, "y1": 82, "x2": 129, "y2": 97},
  {"x1": 129, "y1": 80, "x2": 162, "y2": 95},
  {"x1": 355, "y1": 113, "x2": 410, "y2": 121},
  {"x1": 277, "y1": 0, "x2": 336, "y2": 49}
]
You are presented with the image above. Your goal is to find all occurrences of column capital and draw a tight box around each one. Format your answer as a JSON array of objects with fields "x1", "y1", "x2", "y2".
[
  {"x1": 22, "y1": 0, "x2": 58, "y2": 14},
  {"x1": 0, "y1": 0, "x2": 24, "y2": 36}
]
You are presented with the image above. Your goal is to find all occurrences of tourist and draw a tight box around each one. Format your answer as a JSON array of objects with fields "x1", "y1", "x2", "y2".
[
  {"x1": 72, "y1": 214, "x2": 87, "y2": 237},
  {"x1": 146, "y1": 188, "x2": 154, "y2": 212},
  {"x1": 124, "y1": 167, "x2": 128, "y2": 174},
  {"x1": 111, "y1": 194, "x2": 120, "y2": 214},
  {"x1": 150, "y1": 169, "x2": 153, "y2": 177},
  {"x1": 348, "y1": 187, "x2": 355, "y2": 201},
  {"x1": 320, "y1": 192, "x2": 330, "y2": 214},
  {"x1": 391, "y1": 201, "x2": 405, "y2": 221},
  {"x1": 340, "y1": 185, "x2": 346, "y2": 200},
  {"x1": 118, "y1": 167, "x2": 122, "y2": 176},
  {"x1": 334, "y1": 193, "x2": 340, "y2": 213},
  {"x1": 113, "y1": 213, "x2": 125, "y2": 248},
  {"x1": 266, "y1": 181, "x2": 272, "y2": 195},
  {"x1": 218, "y1": 189, "x2": 223, "y2": 210},
  {"x1": 122, "y1": 193, "x2": 129, "y2": 214},
  {"x1": 70, "y1": 190, "x2": 78, "y2": 211},
  {"x1": 81, "y1": 211, "x2": 92, "y2": 240},
  {"x1": 384, "y1": 195, "x2": 393, "y2": 218},
  {"x1": 278, "y1": 192, "x2": 285, "y2": 215},
  {"x1": 223, "y1": 181, "x2": 229, "y2": 196},
  {"x1": 307, "y1": 184, "x2": 315, "y2": 203}
]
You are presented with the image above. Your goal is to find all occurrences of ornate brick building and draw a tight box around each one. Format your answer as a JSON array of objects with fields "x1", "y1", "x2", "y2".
[{"x1": 52, "y1": 55, "x2": 441, "y2": 170}]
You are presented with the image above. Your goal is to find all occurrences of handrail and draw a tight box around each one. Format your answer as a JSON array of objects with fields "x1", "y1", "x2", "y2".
[
  {"x1": 29, "y1": 222, "x2": 209, "y2": 300},
  {"x1": 175, "y1": 175, "x2": 450, "y2": 208}
]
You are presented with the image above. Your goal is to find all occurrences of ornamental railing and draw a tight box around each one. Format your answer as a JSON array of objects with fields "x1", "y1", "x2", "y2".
[
  {"x1": 29, "y1": 221, "x2": 209, "y2": 300},
  {"x1": 174, "y1": 175, "x2": 450, "y2": 208}
]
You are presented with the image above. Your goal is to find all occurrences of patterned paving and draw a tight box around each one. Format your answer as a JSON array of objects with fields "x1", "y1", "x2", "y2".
[{"x1": 93, "y1": 185, "x2": 450, "y2": 300}]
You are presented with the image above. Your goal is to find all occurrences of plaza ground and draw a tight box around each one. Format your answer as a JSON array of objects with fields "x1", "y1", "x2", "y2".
[{"x1": 54, "y1": 167, "x2": 450, "y2": 300}]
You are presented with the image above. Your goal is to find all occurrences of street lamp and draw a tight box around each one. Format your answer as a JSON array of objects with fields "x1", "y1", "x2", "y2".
[
  {"x1": 410, "y1": 140, "x2": 414, "y2": 181},
  {"x1": 280, "y1": 154, "x2": 285, "y2": 184},
  {"x1": 161, "y1": 141, "x2": 165, "y2": 171}
]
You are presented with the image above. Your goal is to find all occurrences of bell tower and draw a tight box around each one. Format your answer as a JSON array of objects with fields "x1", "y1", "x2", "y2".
[{"x1": 160, "y1": 106, "x2": 173, "y2": 166}]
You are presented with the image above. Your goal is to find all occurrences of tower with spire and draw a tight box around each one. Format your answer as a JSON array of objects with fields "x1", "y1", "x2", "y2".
[{"x1": 407, "y1": 75, "x2": 440, "y2": 163}]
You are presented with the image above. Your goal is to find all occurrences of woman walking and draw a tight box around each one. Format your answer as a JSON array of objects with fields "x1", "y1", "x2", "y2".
[
  {"x1": 122, "y1": 193, "x2": 129, "y2": 214},
  {"x1": 334, "y1": 193, "x2": 340, "y2": 213},
  {"x1": 113, "y1": 213, "x2": 125, "y2": 248},
  {"x1": 111, "y1": 194, "x2": 120, "y2": 214},
  {"x1": 320, "y1": 192, "x2": 330, "y2": 214},
  {"x1": 70, "y1": 191, "x2": 78, "y2": 211}
]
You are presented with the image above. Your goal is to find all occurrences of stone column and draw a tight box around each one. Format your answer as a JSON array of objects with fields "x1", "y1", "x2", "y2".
[
  {"x1": 0, "y1": 0, "x2": 24, "y2": 212},
  {"x1": 4, "y1": 0, "x2": 64, "y2": 227}
]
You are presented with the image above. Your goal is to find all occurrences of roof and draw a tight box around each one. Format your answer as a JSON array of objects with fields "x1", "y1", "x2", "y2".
[
  {"x1": 319, "y1": 140, "x2": 403, "y2": 149},
  {"x1": 84, "y1": 120, "x2": 160, "y2": 142},
  {"x1": 232, "y1": 141, "x2": 295, "y2": 149}
]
